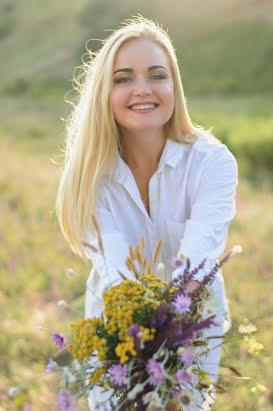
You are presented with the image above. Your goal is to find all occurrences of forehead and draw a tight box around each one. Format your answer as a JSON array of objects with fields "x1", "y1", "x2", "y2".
[{"x1": 113, "y1": 38, "x2": 171, "y2": 71}]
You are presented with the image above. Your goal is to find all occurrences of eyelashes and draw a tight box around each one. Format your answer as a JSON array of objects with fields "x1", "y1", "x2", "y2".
[
  {"x1": 115, "y1": 77, "x2": 133, "y2": 84},
  {"x1": 150, "y1": 74, "x2": 166, "y2": 80},
  {"x1": 114, "y1": 73, "x2": 167, "y2": 84}
]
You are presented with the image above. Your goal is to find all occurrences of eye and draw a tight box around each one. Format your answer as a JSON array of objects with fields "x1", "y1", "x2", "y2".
[
  {"x1": 115, "y1": 77, "x2": 133, "y2": 84},
  {"x1": 150, "y1": 73, "x2": 166, "y2": 80}
]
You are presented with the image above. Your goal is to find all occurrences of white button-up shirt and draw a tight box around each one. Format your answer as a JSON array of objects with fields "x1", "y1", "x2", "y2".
[{"x1": 84, "y1": 136, "x2": 238, "y2": 304}]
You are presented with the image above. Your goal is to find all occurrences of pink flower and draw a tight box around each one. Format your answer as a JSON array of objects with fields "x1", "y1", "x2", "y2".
[
  {"x1": 172, "y1": 293, "x2": 192, "y2": 315},
  {"x1": 170, "y1": 256, "x2": 184, "y2": 268},
  {"x1": 45, "y1": 357, "x2": 57, "y2": 374},
  {"x1": 57, "y1": 390, "x2": 75, "y2": 411},
  {"x1": 148, "y1": 359, "x2": 166, "y2": 386},
  {"x1": 50, "y1": 333, "x2": 67, "y2": 350},
  {"x1": 174, "y1": 370, "x2": 197, "y2": 387},
  {"x1": 180, "y1": 348, "x2": 195, "y2": 365},
  {"x1": 110, "y1": 364, "x2": 127, "y2": 386}
]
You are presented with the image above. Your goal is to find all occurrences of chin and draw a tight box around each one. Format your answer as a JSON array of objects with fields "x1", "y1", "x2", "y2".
[{"x1": 123, "y1": 122, "x2": 165, "y2": 131}]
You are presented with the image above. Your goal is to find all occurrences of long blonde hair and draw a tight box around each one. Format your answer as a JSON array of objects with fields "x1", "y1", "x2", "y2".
[{"x1": 56, "y1": 16, "x2": 219, "y2": 261}]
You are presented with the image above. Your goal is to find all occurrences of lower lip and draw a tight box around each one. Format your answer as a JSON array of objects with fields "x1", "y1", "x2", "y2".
[{"x1": 129, "y1": 107, "x2": 157, "y2": 114}]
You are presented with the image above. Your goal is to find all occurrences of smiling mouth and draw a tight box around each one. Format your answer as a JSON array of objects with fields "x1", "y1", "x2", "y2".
[{"x1": 128, "y1": 103, "x2": 159, "y2": 111}]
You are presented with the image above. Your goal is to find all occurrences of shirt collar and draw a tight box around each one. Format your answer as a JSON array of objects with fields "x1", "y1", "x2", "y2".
[
  {"x1": 158, "y1": 138, "x2": 190, "y2": 170},
  {"x1": 110, "y1": 138, "x2": 191, "y2": 184}
]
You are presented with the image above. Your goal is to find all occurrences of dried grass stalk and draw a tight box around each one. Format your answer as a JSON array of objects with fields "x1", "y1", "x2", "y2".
[
  {"x1": 136, "y1": 250, "x2": 143, "y2": 266},
  {"x1": 98, "y1": 233, "x2": 104, "y2": 253},
  {"x1": 82, "y1": 241, "x2": 98, "y2": 253},
  {"x1": 146, "y1": 260, "x2": 152, "y2": 274},
  {"x1": 140, "y1": 234, "x2": 145, "y2": 254},
  {"x1": 91, "y1": 215, "x2": 100, "y2": 233},
  {"x1": 133, "y1": 243, "x2": 140, "y2": 259},
  {"x1": 129, "y1": 245, "x2": 134, "y2": 260},
  {"x1": 117, "y1": 270, "x2": 128, "y2": 281},
  {"x1": 152, "y1": 238, "x2": 163, "y2": 264}
]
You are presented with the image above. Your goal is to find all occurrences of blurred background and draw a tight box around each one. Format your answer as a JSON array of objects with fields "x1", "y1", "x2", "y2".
[{"x1": 0, "y1": 0, "x2": 272, "y2": 409}]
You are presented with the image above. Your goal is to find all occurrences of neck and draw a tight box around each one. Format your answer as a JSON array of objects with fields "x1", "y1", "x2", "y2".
[{"x1": 119, "y1": 128, "x2": 167, "y2": 171}]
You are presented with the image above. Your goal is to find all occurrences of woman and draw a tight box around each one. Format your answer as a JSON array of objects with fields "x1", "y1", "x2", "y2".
[{"x1": 56, "y1": 16, "x2": 238, "y2": 411}]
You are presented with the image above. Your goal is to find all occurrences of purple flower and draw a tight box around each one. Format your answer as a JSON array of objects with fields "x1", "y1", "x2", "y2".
[
  {"x1": 128, "y1": 324, "x2": 141, "y2": 337},
  {"x1": 172, "y1": 293, "x2": 192, "y2": 315},
  {"x1": 180, "y1": 348, "x2": 195, "y2": 365},
  {"x1": 57, "y1": 390, "x2": 75, "y2": 411},
  {"x1": 192, "y1": 330, "x2": 199, "y2": 339},
  {"x1": 152, "y1": 303, "x2": 171, "y2": 327},
  {"x1": 45, "y1": 357, "x2": 56, "y2": 374},
  {"x1": 128, "y1": 324, "x2": 143, "y2": 353},
  {"x1": 50, "y1": 333, "x2": 67, "y2": 350},
  {"x1": 110, "y1": 364, "x2": 127, "y2": 387},
  {"x1": 174, "y1": 370, "x2": 197, "y2": 388},
  {"x1": 170, "y1": 256, "x2": 184, "y2": 269},
  {"x1": 24, "y1": 403, "x2": 32, "y2": 411},
  {"x1": 148, "y1": 359, "x2": 166, "y2": 386}
]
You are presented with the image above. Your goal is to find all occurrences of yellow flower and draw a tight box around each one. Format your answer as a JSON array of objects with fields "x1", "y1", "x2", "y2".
[
  {"x1": 89, "y1": 368, "x2": 105, "y2": 384},
  {"x1": 194, "y1": 369, "x2": 213, "y2": 386},
  {"x1": 250, "y1": 384, "x2": 267, "y2": 393},
  {"x1": 204, "y1": 376, "x2": 213, "y2": 386},
  {"x1": 140, "y1": 326, "x2": 155, "y2": 343},
  {"x1": 244, "y1": 336, "x2": 264, "y2": 355},
  {"x1": 115, "y1": 336, "x2": 137, "y2": 363},
  {"x1": 69, "y1": 275, "x2": 170, "y2": 363}
]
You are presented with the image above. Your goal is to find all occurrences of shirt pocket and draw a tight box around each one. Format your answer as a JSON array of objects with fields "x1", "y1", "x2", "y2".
[{"x1": 166, "y1": 220, "x2": 186, "y2": 257}]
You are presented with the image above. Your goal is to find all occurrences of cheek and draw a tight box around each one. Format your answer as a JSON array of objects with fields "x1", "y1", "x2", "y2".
[
  {"x1": 110, "y1": 89, "x2": 126, "y2": 117},
  {"x1": 110, "y1": 90, "x2": 117, "y2": 113},
  {"x1": 161, "y1": 84, "x2": 175, "y2": 112}
]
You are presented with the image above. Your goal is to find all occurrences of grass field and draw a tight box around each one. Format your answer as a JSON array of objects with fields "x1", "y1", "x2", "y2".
[
  {"x1": 0, "y1": 0, "x2": 272, "y2": 409},
  {"x1": 0, "y1": 93, "x2": 272, "y2": 410}
]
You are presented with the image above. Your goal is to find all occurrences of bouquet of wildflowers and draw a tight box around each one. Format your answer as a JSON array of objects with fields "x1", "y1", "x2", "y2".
[
  {"x1": 9, "y1": 220, "x2": 266, "y2": 410},
  {"x1": 62, "y1": 221, "x2": 241, "y2": 410}
]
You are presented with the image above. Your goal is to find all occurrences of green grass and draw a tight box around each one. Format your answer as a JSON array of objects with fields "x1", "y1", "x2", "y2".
[
  {"x1": 188, "y1": 95, "x2": 273, "y2": 183},
  {"x1": 177, "y1": 18, "x2": 273, "y2": 96},
  {"x1": 0, "y1": 1, "x2": 272, "y2": 408},
  {"x1": 0, "y1": 134, "x2": 89, "y2": 410},
  {"x1": 0, "y1": 93, "x2": 272, "y2": 409}
]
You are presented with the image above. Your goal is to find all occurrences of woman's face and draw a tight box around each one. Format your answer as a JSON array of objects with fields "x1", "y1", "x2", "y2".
[{"x1": 110, "y1": 38, "x2": 175, "y2": 135}]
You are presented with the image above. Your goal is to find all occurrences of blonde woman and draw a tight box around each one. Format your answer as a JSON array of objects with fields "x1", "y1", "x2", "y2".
[{"x1": 56, "y1": 16, "x2": 238, "y2": 411}]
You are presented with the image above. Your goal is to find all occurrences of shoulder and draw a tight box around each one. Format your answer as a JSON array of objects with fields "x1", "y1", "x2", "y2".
[
  {"x1": 164, "y1": 136, "x2": 238, "y2": 180},
  {"x1": 193, "y1": 135, "x2": 231, "y2": 155},
  {"x1": 169, "y1": 135, "x2": 236, "y2": 163},
  {"x1": 192, "y1": 136, "x2": 238, "y2": 171}
]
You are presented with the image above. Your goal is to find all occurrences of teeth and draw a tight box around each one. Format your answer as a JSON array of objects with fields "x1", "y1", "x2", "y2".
[{"x1": 130, "y1": 104, "x2": 156, "y2": 110}]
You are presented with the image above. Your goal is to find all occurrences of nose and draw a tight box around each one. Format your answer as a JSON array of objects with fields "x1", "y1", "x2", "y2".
[{"x1": 133, "y1": 75, "x2": 151, "y2": 96}]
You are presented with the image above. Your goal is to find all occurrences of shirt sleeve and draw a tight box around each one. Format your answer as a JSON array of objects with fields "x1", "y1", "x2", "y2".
[
  {"x1": 84, "y1": 192, "x2": 136, "y2": 300},
  {"x1": 172, "y1": 144, "x2": 238, "y2": 283}
]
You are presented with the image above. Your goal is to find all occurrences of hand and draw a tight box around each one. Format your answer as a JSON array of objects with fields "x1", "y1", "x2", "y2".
[
  {"x1": 185, "y1": 280, "x2": 208, "y2": 315},
  {"x1": 185, "y1": 280, "x2": 200, "y2": 293},
  {"x1": 166, "y1": 401, "x2": 183, "y2": 411}
]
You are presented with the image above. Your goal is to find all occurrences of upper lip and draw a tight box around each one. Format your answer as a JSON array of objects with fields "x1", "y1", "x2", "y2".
[{"x1": 128, "y1": 102, "x2": 159, "y2": 108}]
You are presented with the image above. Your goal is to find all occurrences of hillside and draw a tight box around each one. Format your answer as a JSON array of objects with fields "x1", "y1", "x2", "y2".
[{"x1": 0, "y1": 0, "x2": 272, "y2": 96}]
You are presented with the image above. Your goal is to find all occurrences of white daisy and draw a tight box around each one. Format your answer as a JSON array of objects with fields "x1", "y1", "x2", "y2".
[{"x1": 143, "y1": 391, "x2": 163, "y2": 409}]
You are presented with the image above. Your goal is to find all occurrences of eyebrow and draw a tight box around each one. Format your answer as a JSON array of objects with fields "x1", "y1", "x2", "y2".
[{"x1": 113, "y1": 65, "x2": 168, "y2": 75}]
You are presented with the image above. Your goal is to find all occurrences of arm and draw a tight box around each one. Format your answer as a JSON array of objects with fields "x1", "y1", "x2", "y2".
[{"x1": 172, "y1": 144, "x2": 238, "y2": 283}]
